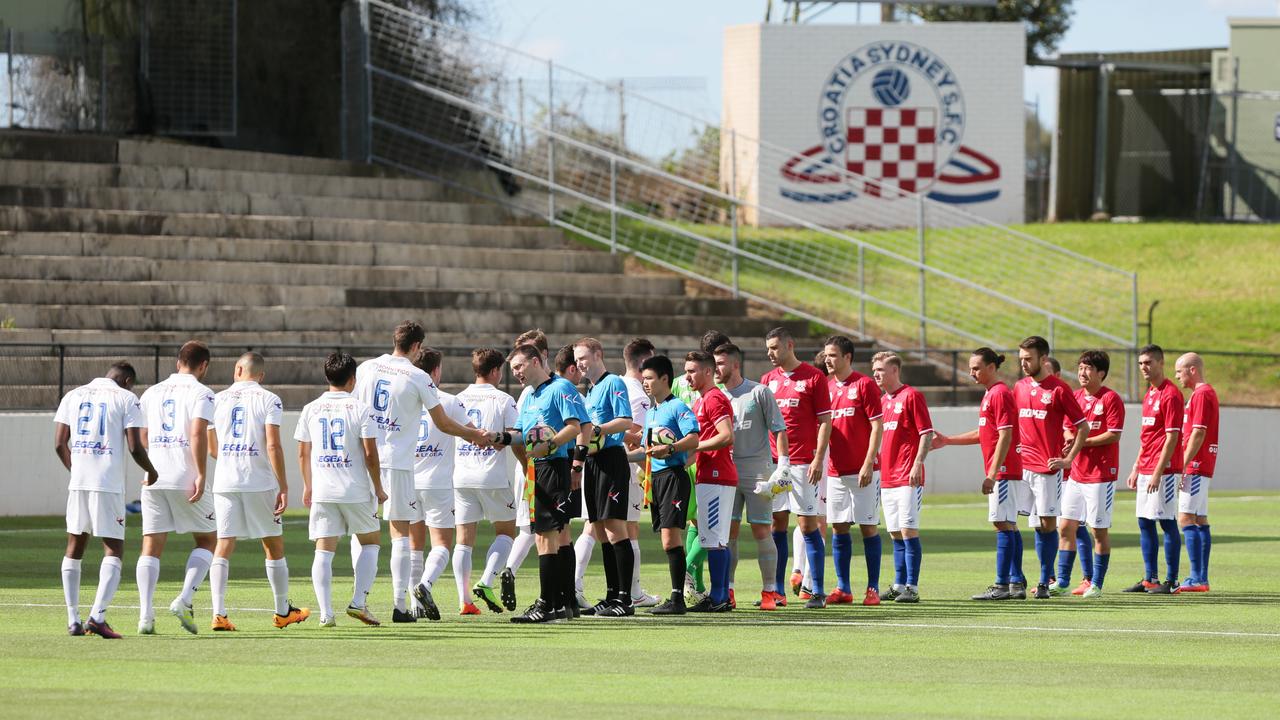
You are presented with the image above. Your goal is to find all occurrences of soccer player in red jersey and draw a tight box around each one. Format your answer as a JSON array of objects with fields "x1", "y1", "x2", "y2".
[
  {"x1": 822, "y1": 335, "x2": 884, "y2": 606},
  {"x1": 684, "y1": 351, "x2": 737, "y2": 612},
  {"x1": 1123, "y1": 345, "x2": 1185, "y2": 595},
  {"x1": 761, "y1": 328, "x2": 832, "y2": 608},
  {"x1": 1174, "y1": 352, "x2": 1218, "y2": 593},
  {"x1": 871, "y1": 352, "x2": 933, "y2": 604},
  {"x1": 933, "y1": 348, "x2": 1023, "y2": 601},
  {"x1": 1013, "y1": 336, "x2": 1088, "y2": 600},
  {"x1": 1057, "y1": 351, "x2": 1125, "y2": 599}
]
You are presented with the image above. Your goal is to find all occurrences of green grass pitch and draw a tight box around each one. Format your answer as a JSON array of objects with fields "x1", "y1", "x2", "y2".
[{"x1": 2, "y1": 491, "x2": 1278, "y2": 718}]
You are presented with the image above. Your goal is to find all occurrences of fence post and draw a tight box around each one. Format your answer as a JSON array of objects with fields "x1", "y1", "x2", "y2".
[
  {"x1": 153, "y1": 346, "x2": 160, "y2": 384},
  {"x1": 950, "y1": 350, "x2": 958, "y2": 407},
  {"x1": 360, "y1": 0, "x2": 373, "y2": 163},
  {"x1": 1090, "y1": 63, "x2": 1113, "y2": 218},
  {"x1": 6, "y1": 29, "x2": 13, "y2": 128},
  {"x1": 916, "y1": 195, "x2": 926, "y2": 351},
  {"x1": 730, "y1": 204, "x2": 740, "y2": 298},
  {"x1": 858, "y1": 244, "x2": 866, "y2": 335},
  {"x1": 617, "y1": 78, "x2": 625, "y2": 151},
  {"x1": 547, "y1": 59, "x2": 556, "y2": 223},
  {"x1": 609, "y1": 155, "x2": 617, "y2": 254},
  {"x1": 517, "y1": 78, "x2": 526, "y2": 161},
  {"x1": 730, "y1": 128, "x2": 740, "y2": 298},
  {"x1": 1228, "y1": 58, "x2": 1240, "y2": 221},
  {"x1": 57, "y1": 344, "x2": 66, "y2": 399},
  {"x1": 98, "y1": 38, "x2": 107, "y2": 132}
]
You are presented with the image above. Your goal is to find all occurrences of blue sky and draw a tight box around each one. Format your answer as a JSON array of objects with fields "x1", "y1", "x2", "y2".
[{"x1": 482, "y1": 0, "x2": 1280, "y2": 127}]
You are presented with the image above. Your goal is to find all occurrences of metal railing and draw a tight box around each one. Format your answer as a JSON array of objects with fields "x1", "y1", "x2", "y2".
[{"x1": 347, "y1": 0, "x2": 1138, "y2": 363}]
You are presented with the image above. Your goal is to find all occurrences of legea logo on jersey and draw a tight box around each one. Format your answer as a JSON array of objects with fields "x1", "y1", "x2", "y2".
[{"x1": 780, "y1": 41, "x2": 1001, "y2": 205}]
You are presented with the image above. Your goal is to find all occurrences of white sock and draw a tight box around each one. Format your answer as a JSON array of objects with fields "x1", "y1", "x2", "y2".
[
  {"x1": 792, "y1": 526, "x2": 806, "y2": 576},
  {"x1": 409, "y1": 549, "x2": 425, "y2": 611},
  {"x1": 421, "y1": 545, "x2": 449, "y2": 589},
  {"x1": 210, "y1": 557, "x2": 230, "y2": 617},
  {"x1": 353, "y1": 543, "x2": 379, "y2": 608},
  {"x1": 480, "y1": 534, "x2": 513, "y2": 586},
  {"x1": 135, "y1": 555, "x2": 160, "y2": 621},
  {"x1": 312, "y1": 550, "x2": 335, "y2": 620},
  {"x1": 178, "y1": 548, "x2": 213, "y2": 606},
  {"x1": 507, "y1": 529, "x2": 535, "y2": 575},
  {"x1": 89, "y1": 556, "x2": 122, "y2": 623},
  {"x1": 61, "y1": 557, "x2": 81, "y2": 625},
  {"x1": 265, "y1": 558, "x2": 290, "y2": 616},
  {"x1": 573, "y1": 531, "x2": 596, "y2": 593},
  {"x1": 630, "y1": 539, "x2": 644, "y2": 597},
  {"x1": 390, "y1": 537, "x2": 411, "y2": 612},
  {"x1": 452, "y1": 544, "x2": 473, "y2": 607}
]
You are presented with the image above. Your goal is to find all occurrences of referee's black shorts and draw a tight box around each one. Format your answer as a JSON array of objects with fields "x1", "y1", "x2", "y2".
[
  {"x1": 585, "y1": 445, "x2": 630, "y2": 523},
  {"x1": 532, "y1": 458, "x2": 573, "y2": 533},
  {"x1": 650, "y1": 465, "x2": 691, "y2": 532}
]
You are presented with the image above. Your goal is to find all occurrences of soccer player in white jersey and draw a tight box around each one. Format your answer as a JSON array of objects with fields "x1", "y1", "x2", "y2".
[
  {"x1": 1174, "y1": 352, "x2": 1218, "y2": 593},
  {"x1": 622, "y1": 337, "x2": 660, "y2": 607},
  {"x1": 207, "y1": 353, "x2": 307, "y2": 630},
  {"x1": 296, "y1": 353, "x2": 386, "y2": 627},
  {"x1": 136, "y1": 341, "x2": 218, "y2": 635},
  {"x1": 54, "y1": 362, "x2": 158, "y2": 638},
  {"x1": 408, "y1": 347, "x2": 475, "y2": 621},
  {"x1": 454, "y1": 348, "x2": 522, "y2": 614},
  {"x1": 355, "y1": 322, "x2": 490, "y2": 622},
  {"x1": 502, "y1": 329, "x2": 552, "y2": 610}
]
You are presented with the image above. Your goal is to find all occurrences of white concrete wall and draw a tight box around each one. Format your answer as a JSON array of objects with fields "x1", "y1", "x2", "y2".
[{"x1": 4, "y1": 406, "x2": 1278, "y2": 516}]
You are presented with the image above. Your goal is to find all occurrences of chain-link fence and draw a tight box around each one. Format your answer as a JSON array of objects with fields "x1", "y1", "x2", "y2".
[
  {"x1": 140, "y1": 0, "x2": 237, "y2": 136},
  {"x1": 1196, "y1": 90, "x2": 1280, "y2": 222},
  {"x1": 1, "y1": 28, "x2": 138, "y2": 133}
]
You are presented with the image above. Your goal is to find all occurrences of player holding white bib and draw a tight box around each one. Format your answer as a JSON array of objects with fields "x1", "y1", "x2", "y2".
[
  {"x1": 55, "y1": 362, "x2": 157, "y2": 639},
  {"x1": 207, "y1": 353, "x2": 308, "y2": 631},
  {"x1": 296, "y1": 353, "x2": 386, "y2": 627},
  {"x1": 1174, "y1": 352, "x2": 1218, "y2": 593},
  {"x1": 355, "y1": 322, "x2": 489, "y2": 622},
  {"x1": 136, "y1": 341, "x2": 218, "y2": 635}
]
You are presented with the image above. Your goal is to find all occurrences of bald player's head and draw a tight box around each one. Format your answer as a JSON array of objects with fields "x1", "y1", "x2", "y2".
[
  {"x1": 1174, "y1": 352, "x2": 1205, "y2": 390},
  {"x1": 233, "y1": 351, "x2": 266, "y2": 382}
]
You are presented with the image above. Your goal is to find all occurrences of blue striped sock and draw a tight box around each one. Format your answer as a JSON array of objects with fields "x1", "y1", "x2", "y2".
[
  {"x1": 1200, "y1": 525, "x2": 1212, "y2": 585},
  {"x1": 1183, "y1": 525, "x2": 1201, "y2": 585},
  {"x1": 995, "y1": 531, "x2": 1012, "y2": 585},
  {"x1": 803, "y1": 529, "x2": 825, "y2": 595},
  {"x1": 1159, "y1": 519, "x2": 1181, "y2": 583},
  {"x1": 892, "y1": 538, "x2": 907, "y2": 587},
  {"x1": 863, "y1": 534, "x2": 882, "y2": 591},
  {"x1": 1138, "y1": 518, "x2": 1158, "y2": 581},
  {"x1": 1010, "y1": 531, "x2": 1026, "y2": 584},
  {"x1": 1056, "y1": 549, "x2": 1076, "y2": 588},
  {"x1": 1093, "y1": 552, "x2": 1110, "y2": 589},
  {"x1": 832, "y1": 533, "x2": 853, "y2": 594},
  {"x1": 904, "y1": 537, "x2": 922, "y2": 587}
]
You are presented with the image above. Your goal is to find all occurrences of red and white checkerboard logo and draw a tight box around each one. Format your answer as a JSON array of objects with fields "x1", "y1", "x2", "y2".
[{"x1": 846, "y1": 108, "x2": 938, "y2": 196}]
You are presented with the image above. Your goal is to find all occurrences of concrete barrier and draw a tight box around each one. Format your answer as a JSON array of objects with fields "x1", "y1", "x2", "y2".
[{"x1": 4, "y1": 404, "x2": 1277, "y2": 517}]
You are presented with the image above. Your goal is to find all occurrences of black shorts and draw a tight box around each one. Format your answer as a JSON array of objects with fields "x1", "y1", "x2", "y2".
[
  {"x1": 585, "y1": 445, "x2": 630, "y2": 523},
  {"x1": 532, "y1": 458, "x2": 574, "y2": 534},
  {"x1": 650, "y1": 466, "x2": 691, "y2": 532}
]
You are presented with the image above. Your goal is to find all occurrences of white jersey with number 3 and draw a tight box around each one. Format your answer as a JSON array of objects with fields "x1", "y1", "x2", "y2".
[
  {"x1": 212, "y1": 381, "x2": 284, "y2": 493},
  {"x1": 454, "y1": 383, "x2": 519, "y2": 489},
  {"x1": 355, "y1": 354, "x2": 441, "y2": 471},
  {"x1": 295, "y1": 391, "x2": 378, "y2": 504},
  {"x1": 54, "y1": 378, "x2": 145, "y2": 494},
  {"x1": 139, "y1": 373, "x2": 216, "y2": 491}
]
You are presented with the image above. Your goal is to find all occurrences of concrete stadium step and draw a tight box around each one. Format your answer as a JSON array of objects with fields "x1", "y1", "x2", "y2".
[
  {"x1": 0, "y1": 207, "x2": 555, "y2": 246},
  {"x1": 0, "y1": 159, "x2": 477, "y2": 203},
  {"x1": 0, "y1": 185, "x2": 512, "y2": 225},
  {"x1": 0, "y1": 304, "x2": 810, "y2": 339},
  {"x1": 0, "y1": 231, "x2": 623, "y2": 274},
  {"x1": 0, "y1": 280, "x2": 746, "y2": 317}
]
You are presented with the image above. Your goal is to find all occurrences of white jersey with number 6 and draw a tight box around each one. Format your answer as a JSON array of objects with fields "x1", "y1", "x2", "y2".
[
  {"x1": 139, "y1": 373, "x2": 216, "y2": 491},
  {"x1": 212, "y1": 381, "x2": 284, "y2": 493},
  {"x1": 54, "y1": 377, "x2": 145, "y2": 494},
  {"x1": 355, "y1": 354, "x2": 441, "y2": 472},
  {"x1": 295, "y1": 391, "x2": 378, "y2": 504}
]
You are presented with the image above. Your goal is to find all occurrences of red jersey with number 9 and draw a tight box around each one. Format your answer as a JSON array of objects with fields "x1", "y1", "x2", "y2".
[{"x1": 762, "y1": 362, "x2": 831, "y2": 464}]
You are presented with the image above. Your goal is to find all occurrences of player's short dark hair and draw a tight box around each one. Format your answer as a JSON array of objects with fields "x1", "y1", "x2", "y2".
[
  {"x1": 324, "y1": 352, "x2": 357, "y2": 386},
  {"x1": 1018, "y1": 336, "x2": 1050, "y2": 356},
  {"x1": 684, "y1": 350, "x2": 714, "y2": 369},
  {"x1": 472, "y1": 347, "x2": 505, "y2": 377},
  {"x1": 641, "y1": 355, "x2": 674, "y2": 385},
  {"x1": 1046, "y1": 356, "x2": 1062, "y2": 374},
  {"x1": 972, "y1": 347, "x2": 1006, "y2": 368},
  {"x1": 700, "y1": 330, "x2": 731, "y2": 354},
  {"x1": 176, "y1": 341, "x2": 210, "y2": 370},
  {"x1": 623, "y1": 337, "x2": 656, "y2": 369},
  {"x1": 824, "y1": 335, "x2": 857, "y2": 360},
  {"x1": 554, "y1": 345, "x2": 576, "y2": 375},
  {"x1": 411, "y1": 346, "x2": 442, "y2": 375},
  {"x1": 514, "y1": 329, "x2": 548, "y2": 355},
  {"x1": 765, "y1": 327, "x2": 793, "y2": 344},
  {"x1": 1139, "y1": 344, "x2": 1164, "y2": 361},
  {"x1": 107, "y1": 361, "x2": 137, "y2": 383},
  {"x1": 394, "y1": 321, "x2": 426, "y2": 353},
  {"x1": 713, "y1": 342, "x2": 742, "y2": 365},
  {"x1": 508, "y1": 344, "x2": 541, "y2": 364},
  {"x1": 1077, "y1": 349, "x2": 1110, "y2": 379}
]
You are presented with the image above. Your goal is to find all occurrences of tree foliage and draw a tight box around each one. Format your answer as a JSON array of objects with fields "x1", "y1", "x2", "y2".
[{"x1": 904, "y1": 0, "x2": 1075, "y2": 62}]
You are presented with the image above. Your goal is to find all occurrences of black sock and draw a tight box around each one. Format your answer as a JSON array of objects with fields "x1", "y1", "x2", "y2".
[
  {"x1": 665, "y1": 546, "x2": 686, "y2": 597},
  {"x1": 600, "y1": 541, "x2": 618, "y2": 599},
  {"x1": 612, "y1": 540, "x2": 634, "y2": 602},
  {"x1": 557, "y1": 544, "x2": 576, "y2": 610},
  {"x1": 538, "y1": 552, "x2": 557, "y2": 607}
]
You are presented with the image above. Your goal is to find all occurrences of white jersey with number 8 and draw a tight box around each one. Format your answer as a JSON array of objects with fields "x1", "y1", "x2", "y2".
[{"x1": 212, "y1": 380, "x2": 284, "y2": 493}]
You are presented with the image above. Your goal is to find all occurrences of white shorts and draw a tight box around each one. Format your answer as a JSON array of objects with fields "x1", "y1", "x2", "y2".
[
  {"x1": 66, "y1": 489, "x2": 126, "y2": 540},
  {"x1": 827, "y1": 473, "x2": 881, "y2": 526},
  {"x1": 882, "y1": 485, "x2": 923, "y2": 533},
  {"x1": 413, "y1": 488, "x2": 455, "y2": 529},
  {"x1": 695, "y1": 484, "x2": 735, "y2": 549},
  {"x1": 1059, "y1": 479, "x2": 1086, "y2": 523},
  {"x1": 988, "y1": 479, "x2": 1020, "y2": 524},
  {"x1": 214, "y1": 490, "x2": 282, "y2": 540},
  {"x1": 627, "y1": 465, "x2": 644, "y2": 523},
  {"x1": 772, "y1": 465, "x2": 825, "y2": 516},
  {"x1": 1019, "y1": 470, "x2": 1062, "y2": 520},
  {"x1": 141, "y1": 487, "x2": 216, "y2": 535},
  {"x1": 309, "y1": 498, "x2": 380, "y2": 540},
  {"x1": 1136, "y1": 473, "x2": 1178, "y2": 520},
  {"x1": 381, "y1": 469, "x2": 418, "y2": 522},
  {"x1": 454, "y1": 486, "x2": 517, "y2": 525},
  {"x1": 1079, "y1": 481, "x2": 1116, "y2": 529},
  {"x1": 1178, "y1": 475, "x2": 1211, "y2": 517}
]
